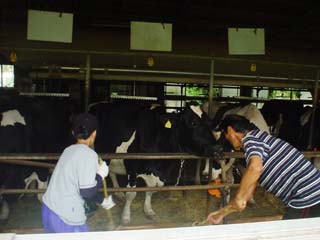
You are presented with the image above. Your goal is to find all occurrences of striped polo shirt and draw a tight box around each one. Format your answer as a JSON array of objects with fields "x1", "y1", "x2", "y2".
[{"x1": 242, "y1": 129, "x2": 320, "y2": 209}]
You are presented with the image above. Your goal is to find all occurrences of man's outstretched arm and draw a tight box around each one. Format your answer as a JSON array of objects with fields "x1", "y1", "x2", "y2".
[{"x1": 207, "y1": 155, "x2": 263, "y2": 224}]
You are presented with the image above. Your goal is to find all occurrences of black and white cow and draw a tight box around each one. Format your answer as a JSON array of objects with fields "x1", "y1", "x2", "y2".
[
  {"x1": 90, "y1": 102, "x2": 222, "y2": 225},
  {"x1": 261, "y1": 100, "x2": 320, "y2": 170},
  {"x1": 261, "y1": 100, "x2": 320, "y2": 152},
  {"x1": 0, "y1": 109, "x2": 29, "y2": 221},
  {"x1": 260, "y1": 100, "x2": 305, "y2": 149},
  {"x1": 0, "y1": 95, "x2": 78, "y2": 153},
  {"x1": 0, "y1": 96, "x2": 79, "y2": 221},
  {"x1": 261, "y1": 101, "x2": 320, "y2": 169}
]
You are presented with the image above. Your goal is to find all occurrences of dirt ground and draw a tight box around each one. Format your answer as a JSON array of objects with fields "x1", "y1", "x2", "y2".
[{"x1": 0, "y1": 187, "x2": 285, "y2": 233}]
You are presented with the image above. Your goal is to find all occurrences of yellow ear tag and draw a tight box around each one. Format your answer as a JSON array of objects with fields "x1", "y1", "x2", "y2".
[{"x1": 165, "y1": 120, "x2": 172, "y2": 128}]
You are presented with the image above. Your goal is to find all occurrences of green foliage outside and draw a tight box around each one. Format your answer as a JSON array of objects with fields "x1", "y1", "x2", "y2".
[
  {"x1": 186, "y1": 85, "x2": 220, "y2": 104},
  {"x1": 186, "y1": 86, "x2": 207, "y2": 96},
  {"x1": 269, "y1": 89, "x2": 302, "y2": 100},
  {"x1": 186, "y1": 87, "x2": 304, "y2": 102}
]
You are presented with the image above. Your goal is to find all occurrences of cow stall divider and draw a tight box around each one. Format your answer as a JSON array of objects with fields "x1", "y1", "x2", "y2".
[{"x1": 1, "y1": 152, "x2": 320, "y2": 228}]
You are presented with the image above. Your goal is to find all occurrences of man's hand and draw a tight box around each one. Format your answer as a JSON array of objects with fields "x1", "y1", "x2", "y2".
[
  {"x1": 97, "y1": 161, "x2": 109, "y2": 179},
  {"x1": 207, "y1": 210, "x2": 225, "y2": 224},
  {"x1": 207, "y1": 155, "x2": 263, "y2": 225},
  {"x1": 207, "y1": 204, "x2": 238, "y2": 224}
]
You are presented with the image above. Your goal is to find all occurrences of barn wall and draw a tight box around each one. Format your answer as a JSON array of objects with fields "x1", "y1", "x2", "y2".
[
  {"x1": 2, "y1": 23, "x2": 320, "y2": 66},
  {"x1": 2, "y1": 21, "x2": 319, "y2": 109}
]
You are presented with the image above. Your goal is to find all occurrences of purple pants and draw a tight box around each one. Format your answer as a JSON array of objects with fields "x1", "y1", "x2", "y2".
[{"x1": 41, "y1": 203, "x2": 88, "y2": 233}]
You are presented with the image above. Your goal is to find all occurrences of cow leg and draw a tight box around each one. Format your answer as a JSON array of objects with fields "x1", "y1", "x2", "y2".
[
  {"x1": 22, "y1": 172, "x2": 48, "y2": 202},
  {"x1": 202, "y1": 158, "x2": 210, "y2": 176},
  {"x1": 144, "y1": 192, "x2": 156, "y2": 219},
  {"x1": 0, "y1": 180, "x2": 8, "y2": 220},
  {"x1": 109, "y1": 172, "x2": 125, "y2": 200},
  {"x1": 201, "y1": 158, "x2": 224, "y2": 183},
  {"x1": 202, "y1": 158, "x2": 223, "y2": 181},
  {"x1": 36, "y1": 177, "x2": 48, "y2": 202},
  {"x1": 137, "y1": 173, "x2": 164, "y2": 220},
  {"x1": 109, "y1": 159, "x2": 127, "y2": 200},
  {"x1": 194, "y1": 159, "x2": 202, "y2": 185},
  {"x1": 0, "y1": 196, "x2": 9, "y2": 221},
  {"x1": 20, "y1": 171, "x2": 38, "y2": 199},
  {"x1": 121, "y1": 184, "x2": 137, "y2": 225},
  {"x1": 35, "y1": 169, "x2": 49, "y2": 202}
]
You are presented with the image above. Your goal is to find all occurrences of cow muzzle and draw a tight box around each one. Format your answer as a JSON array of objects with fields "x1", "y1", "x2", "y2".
[{"x1": 204, "y1": 144, "x2": 224, "y2": 160}]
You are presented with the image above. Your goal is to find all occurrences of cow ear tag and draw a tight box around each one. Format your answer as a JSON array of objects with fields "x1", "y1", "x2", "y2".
[{"x1": 165, "y1": 120, "x2": 172, "y2": 128}]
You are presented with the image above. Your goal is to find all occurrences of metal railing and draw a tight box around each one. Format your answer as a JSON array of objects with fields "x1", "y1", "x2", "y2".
[{"x1": 1, "y1": 151, "x2": 319, "y2": 195}]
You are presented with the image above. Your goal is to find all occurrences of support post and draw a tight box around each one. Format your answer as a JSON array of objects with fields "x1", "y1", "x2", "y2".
[
  {"x1": 85, "y1": 54, "x2": 91, "y2": 111},
  {"x1": 208, "y1": 58, "x2": 215, "y2": 118},
  {"x1": 308, "y1": 70, "x2": 320, "y2": 150},
  {"x1": 196, "y1": 58, "x2": 215, "y2": 185}
]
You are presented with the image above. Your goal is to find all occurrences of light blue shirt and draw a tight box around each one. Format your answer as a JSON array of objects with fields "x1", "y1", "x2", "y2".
[{"x1": 43, "y1": 144, "x2": 98, "y2": 225}]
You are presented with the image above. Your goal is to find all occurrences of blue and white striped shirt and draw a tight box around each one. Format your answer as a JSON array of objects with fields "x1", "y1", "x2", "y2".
[{"x1": 242, "y1": 129, "x2": 320, "y2": 209}]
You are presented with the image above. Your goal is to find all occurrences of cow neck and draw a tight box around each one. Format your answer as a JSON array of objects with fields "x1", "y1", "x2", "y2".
[{"x1": 172, "y1": 122, "x2": 183, "y2": 152}]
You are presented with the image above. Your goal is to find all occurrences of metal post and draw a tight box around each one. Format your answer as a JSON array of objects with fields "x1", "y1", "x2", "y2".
[
  {"x1": 85, "y1": 54, "x2": 91, "y2": 111},
  {"x1": 133, "y1": 81, "x2": 136, "y2": 96},
  {"x1": 196, "y1": 59, "x2": 215, "y2": 185},
  {"x1": 208, "y1": 58, "x2": 215, "y2": 118},
  {"x1": 0, "y1": 65, "x2": 3, "y2": 87},
  {"x1": 308, "y1": 70, "x2": 320, "y2": 150}
]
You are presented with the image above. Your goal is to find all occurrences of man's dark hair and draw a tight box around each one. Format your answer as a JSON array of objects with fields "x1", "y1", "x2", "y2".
[
  {"x1": 218, "y1": 114, "x2": 258, "y2": 133},
  {"x1": 72, "y1": 113, "x2": 98, "y2": 140}
]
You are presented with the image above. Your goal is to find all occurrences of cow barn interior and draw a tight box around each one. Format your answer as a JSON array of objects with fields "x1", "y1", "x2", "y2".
[{"x1": 1, "y1": 1, "x2": 320, "y2": 239}]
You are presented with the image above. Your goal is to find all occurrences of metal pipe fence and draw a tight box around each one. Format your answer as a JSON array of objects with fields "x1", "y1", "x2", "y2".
[
  {"x1": 1, "y1": 151, "x2": 320, "y2": 161},
  {"x1": 1, "y1": 151, "x2": 319, "y2": 195}
]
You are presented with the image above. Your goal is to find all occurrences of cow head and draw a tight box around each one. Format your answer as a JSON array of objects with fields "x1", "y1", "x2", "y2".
[{"x1": 177, "y1": 104, "x2": 223, "y2": 158}]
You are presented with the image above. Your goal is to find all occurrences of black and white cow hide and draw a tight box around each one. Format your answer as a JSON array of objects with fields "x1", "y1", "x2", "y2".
[
  {"x1": 260, "y1": 100, "x2": 304, "y2": 149},
  {"x1": 0, "y1": 96, "x2": 79, "y2": 221},
  {"x1": 0, "y1": 109, "x2": 29, "y2": 221},
  {"x1": 90, "y1": 102, "x2": 222, "y2": 225},
  {"x1": 261, "y1": 101, "x2": 320, "y2": 153},
  {"x1": 260, "y1": 100, "x2": 320, "y2": 170}
]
